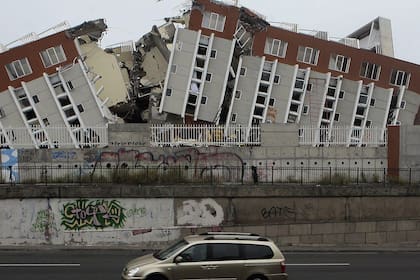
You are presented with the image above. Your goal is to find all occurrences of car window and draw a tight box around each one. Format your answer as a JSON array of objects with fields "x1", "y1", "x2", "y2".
[
  {"x1": 179, "y1": 244, "x2": 207, "y2": 262},
  {"x1": 242, "y1": 244, "x2": 274, "y2": 259},
  {"x1": 209, "y1": 243, "x2": 241, "y2": 261},
  {"x1": 154, "y1": 239, "x2": 188, "y2": 260}
]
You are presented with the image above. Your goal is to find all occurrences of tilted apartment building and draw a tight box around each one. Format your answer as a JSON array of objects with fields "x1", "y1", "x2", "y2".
[
  {"x1": 159, "y1": 0, "x2": 420, "y2": 144},
  {"x1": 0, "y1": 19, "x2": 122, "y2": 148}
]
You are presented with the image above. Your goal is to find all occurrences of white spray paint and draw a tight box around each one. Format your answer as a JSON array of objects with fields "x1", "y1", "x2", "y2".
[{"x1": 177, "y1": 198, "x2": 224, "y2": 226}]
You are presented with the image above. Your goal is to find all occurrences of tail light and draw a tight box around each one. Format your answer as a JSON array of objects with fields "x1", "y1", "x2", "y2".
[{"x1": 280, "y1": 262, "x2": 286, "y2": 273}]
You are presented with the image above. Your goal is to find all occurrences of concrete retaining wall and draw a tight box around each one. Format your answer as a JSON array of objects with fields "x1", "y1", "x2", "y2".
[{"x1": 1, "y1": 185, "x2": 419, "y2": 248}]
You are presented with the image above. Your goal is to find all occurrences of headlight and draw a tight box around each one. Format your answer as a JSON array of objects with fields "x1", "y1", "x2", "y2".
[{"x1": 127, "y1": 267, "x2": 140, "y2": 277}]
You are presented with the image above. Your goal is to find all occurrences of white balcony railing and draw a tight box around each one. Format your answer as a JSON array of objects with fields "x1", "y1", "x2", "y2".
[
  {"x1": 150, "y1": 124, "x2": 260, "y2": 147},
  {"x1": 0, "y1": 126, "x2": 108, "y2": 149},
  {"x1": 299, "y1": 126, "x2": 387, "y2": 146}
]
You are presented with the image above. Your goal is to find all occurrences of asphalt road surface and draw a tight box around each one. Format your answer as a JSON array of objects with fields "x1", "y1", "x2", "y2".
[{"x1": 1, "y1": 249, "x2": 420, "y2": 280}]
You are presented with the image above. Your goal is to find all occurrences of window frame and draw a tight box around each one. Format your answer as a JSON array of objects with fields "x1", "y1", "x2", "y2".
[
  {"x1": 40, "y1": 45, "x2": 67, "y2": 68},
  {"x1": 5, "y1": 58, "x2": 33, "y2": 80},
  {"x1": 390, "y1": 69, "x2": 411, "y2": 87},
  {"x1": 297, "y1": 46, "x2": 320, "y2": 65},
  {"x1": 264, "y1": 38, "x2": 288, "y2": 58},
  {"x1": 201, "y1": 12, "x2": 226, "y2": 32},
  {"x1": 329, "y1": 53, "x2": 351, "y2": 73},
  {"x1": 360, "y1": 61, "x2": 381, "y2": 80},
  {"x1": 240, "y1": 67, "x2": 247, "y2": 76}
]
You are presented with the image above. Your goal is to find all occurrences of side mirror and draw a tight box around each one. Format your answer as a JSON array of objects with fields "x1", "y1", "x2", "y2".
[{"x1": 174, "y1": 256, "x2": 184, "y2": 263}]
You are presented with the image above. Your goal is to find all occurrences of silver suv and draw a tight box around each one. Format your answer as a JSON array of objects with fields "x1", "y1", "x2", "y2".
[{"x1": 122, "y1": 232, "x2": 288, "y2": 280}]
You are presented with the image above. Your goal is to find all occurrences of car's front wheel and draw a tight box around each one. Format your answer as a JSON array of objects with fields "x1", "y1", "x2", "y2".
[{"x1": 248, "y1": 274, "x2": 267, "y2": 280}]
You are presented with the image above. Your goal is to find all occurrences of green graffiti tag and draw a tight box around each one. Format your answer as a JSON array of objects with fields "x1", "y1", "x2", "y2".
[
  {"x1": 31, "y1": 209, "x2": 58, "y2": 233},
  {"x1": 61, "y1": 199, "x2": 126, "y2": 230}
]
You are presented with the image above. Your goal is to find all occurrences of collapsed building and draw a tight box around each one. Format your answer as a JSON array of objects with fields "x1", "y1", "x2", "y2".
[{"x1": 1, "y1": 0, "x2": 420, "y2": 149}]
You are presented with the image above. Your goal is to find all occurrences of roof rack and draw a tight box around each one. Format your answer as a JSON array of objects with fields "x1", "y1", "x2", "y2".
[
  {"x1": 200, "y1": 232, "x2": 260, "y2": 236},
  {"x1": 203, "y1": 235, "x2": 269, "y2": 241}
]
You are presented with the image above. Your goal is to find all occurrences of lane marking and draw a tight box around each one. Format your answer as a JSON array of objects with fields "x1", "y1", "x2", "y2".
[
  {"x1": 287, "y1": 263, "x2": 350, "y2": 266},
  {"x1": 0, "y1": 264, "x2": 80, "y2": 267}
]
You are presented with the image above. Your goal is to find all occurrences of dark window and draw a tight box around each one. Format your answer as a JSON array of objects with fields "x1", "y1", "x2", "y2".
[
  {"x1": 210, "y1": 50, "x2": 217, "y2": 58},
  {"x1": 242, "y1": 244, "x2": 273, "y2": 260},
  {"x1": 274, "y1": 75, "x2": 280, "y2": 84},
  {"x1": 240, "y1": 67, "x2": 246, "y2": 76},
  {"x1": 77, "y1": 104, "x2": 84, "y2": 113},
  {"x1": 32, "y1": 95, "x2": 39, "y2": 103},
  {"x1": 206, "y1": 73, "x2": 212, "y2": 82},
  {"x1": 179, "y1": 244, "x2": 208, "y2": 262},
  {"x1": 209, "y1": 243, "x2": 241, "y2": 261}
]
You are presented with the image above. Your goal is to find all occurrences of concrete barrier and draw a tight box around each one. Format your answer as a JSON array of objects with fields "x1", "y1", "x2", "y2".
[{"x1": 0, "y1": 185, "x2": 419, "y2": 248}]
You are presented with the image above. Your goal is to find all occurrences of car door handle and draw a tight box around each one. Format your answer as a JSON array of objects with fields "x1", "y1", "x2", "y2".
[{"x1": 201, "y1": 265, "x2": 218, "y2": 270}]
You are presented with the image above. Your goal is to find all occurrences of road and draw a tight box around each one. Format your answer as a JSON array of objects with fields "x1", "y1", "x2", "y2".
[{"x1": 0, "y1": 249, "x2": 420, "y2": 280}]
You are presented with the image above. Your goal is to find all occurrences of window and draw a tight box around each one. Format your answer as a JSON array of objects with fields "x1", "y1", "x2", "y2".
[
  {"x1": 67, "y1": 81, "x2": 74, "y2": 91},
  {"x1": 366, "y1": 120, "x2": 372, "y2": 127},
  {"x1": 235, "y1": 90, "x2": 241, "y2": 99},
  {"x1": 303, "y1": 105, "x2": 309, "y2": 114},
  {"x1": 390, "y1": 69, "x2": 410, "y2": 86},
  {"x1": 206, "y1": 73, "x2": 212, "y2": 82},
  {"x1": 297, "y1": 46, "x2": 319, "y2": 65},
  {"x1": 306, "y1": 83, "x2": 313, "y2": 92},
  {"x1": 40, "y1": 45, "x2": 66, "y2": 67},
  {"x1": 273, "y1": 75, "x2": 280, "y2": 84},
  {"x1": 370, "y1": 98, "x2": 376, "y2": 107},
  {"x1": 334, "y1": 113, "x2": 340, "y2": 122},
  {"x1": 171, "y1": 65, "x2": 177, "y2": 74},
  {"x1": 400, "y1": 100, "x2": 406, "y2": 109},
  {"x1": 339, "y1": 90, "x2": 345, "y2": 99},
  {"x1": 208, "y1": 243, "x2": 240, "y2": 261},
  {"x1": 5, "y1": 58, "x2": 32, "y2": 80},
  {"x1": 210, "y1": 50, "x2": 217, "y2": 59},
  {"x1": 201, "y1": 96, "x2": 208, "y2": 105},
  {"x1": 360, "y1": 61, "x2": 381, "y2": 80},
  {"x1": 179, "y1": 244, "x2": 207, "y2": 262},
  {"x1": 77, "y1": 104, "x2": 84, "y2": 113},
  {"x1": 0, "y1": 107, "x2": 5, "y2": 119},
  {"x1": 242, "y1": 244, "x2": 273, "y2": 259},
  {"x1": 201, "y1": 12, "x2": 226, "y2": 32},
  {"x1": 240, "y1": 67, "x2": 246, "y2": 76},
  {"x1": 329, "y1": 54, "x2": 351, "y2": 73},
  {"x1": 231, "y1": 113, "x2": 237, "y2": 123},
  {"x1": 264, "y1": 38, "x2": 288, "y2": 58},
  {"x1": 32, "y1": 95, "x2": 39, "y2": 103},
  {"x1": 43, "y1": 118, "x2": 50, "y2": 126},
  {"x1": 269, "y1": 98, "x2": 275, "y2": 106},
  {"x1": 166, "y1": 89, "x2": 172, "y2": 96}
]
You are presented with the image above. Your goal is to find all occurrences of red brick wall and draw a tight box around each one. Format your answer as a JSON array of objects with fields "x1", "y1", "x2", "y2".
[{"x1": 0, "y1": 31, "x2": 79, "y2": 92}]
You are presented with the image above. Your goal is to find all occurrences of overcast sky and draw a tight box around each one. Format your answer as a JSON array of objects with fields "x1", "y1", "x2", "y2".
[{"x1": 1, "y1": 0, "x2": 419, "y2": 64}]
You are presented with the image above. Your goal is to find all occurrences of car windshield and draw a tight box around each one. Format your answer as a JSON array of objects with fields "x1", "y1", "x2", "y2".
[{"x1": 153, "y1": 239, "x2": 188, "y2": 260}]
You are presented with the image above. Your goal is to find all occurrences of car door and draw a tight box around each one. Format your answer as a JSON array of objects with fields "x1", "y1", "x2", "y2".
[
  {"x1": 206, "y1": 243, "x2": 243, "y2": 280},
  {"x1": 170, "y1": 244, "x2": 210, "y2": 280}
]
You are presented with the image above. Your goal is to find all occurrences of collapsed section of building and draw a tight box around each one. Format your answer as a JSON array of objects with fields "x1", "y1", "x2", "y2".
[{"x1": 1, "y1": 0, "x2": 420, "y2": 149}]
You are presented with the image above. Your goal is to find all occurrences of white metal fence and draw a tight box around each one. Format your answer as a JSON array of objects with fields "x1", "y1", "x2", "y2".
[
  {"x1": 299, "y1": 126, "x2": 387, "y2": 146},
  {"x1": 0, "y1": 126, "x2": 108, "y2": 149},
  {"x1": 150, "y1": 124, "x2": 261, "y2": 147}
]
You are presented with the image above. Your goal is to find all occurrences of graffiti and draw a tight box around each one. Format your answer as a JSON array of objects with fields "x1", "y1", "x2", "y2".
[
  {"x1": 31, "y1": 209, "x2": 58, "y2": 236},
  {"x1": 88, "y1": 148, "x2": 244, "y2": 181},
  {"x1": 126, "y1": 207, "x2": 147, "y2": 218},
  {"x1": 132, "y1": 228, "x2": 152, "y2": 235},
  {"x1": 177, "y1": 198, "x2": 224, "y2": 226},
  {"x1": 261, "y1": 206, "x2": 297, "y2": 220},
  {"x1": 61, "y1": 199, "x2": 126, "y2": 230},
  {"x1": 1, "y1": 149, "x2": 18, "y2": 182},
  {"x1": 51, "y1": 151, "x2": 77, "y2": 160}
]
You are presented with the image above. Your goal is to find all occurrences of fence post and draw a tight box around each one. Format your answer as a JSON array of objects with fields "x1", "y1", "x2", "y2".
[
  {"x1": 300, "y1": 167, "x2": 303, "y2": 185},
  {"x1": 409, "y1": 168, "x2": 412, "y2": 185},
  {"x1": 383, "y1": 168, "x2": 386, "y2": 186},
  {"x1": 79, "y1": 165, "x2": 82, "y2": 185},
  {"x1": 357, "y1": 167, "x2": 359, "y2": 185},
  {"x1": 272, "y1": 165, "x2": 274, "y2": 184},
  {"x1": 329, "y1": 167, "x2": 332, "y2": 185}
]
